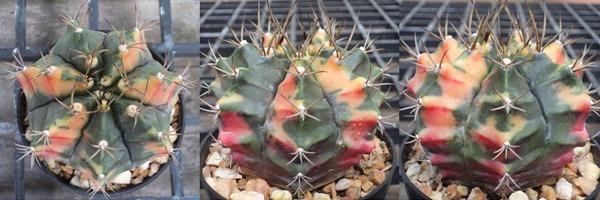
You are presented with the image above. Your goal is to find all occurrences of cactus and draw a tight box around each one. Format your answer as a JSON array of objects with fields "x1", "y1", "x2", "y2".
[
  {"x1": 403, "y1": 5, "x2": 593, "y2": 197},
  {"x1": 202, "y1": 15, "x2": 388, "y2": 196},
  {"x1": 5, "y1": 13, "x2": 187, "y2": 197}
]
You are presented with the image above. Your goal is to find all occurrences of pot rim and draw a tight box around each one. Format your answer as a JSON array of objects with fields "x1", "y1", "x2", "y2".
[{"x1": 199, "y1": 130, "x2": 398, "y2": 200}]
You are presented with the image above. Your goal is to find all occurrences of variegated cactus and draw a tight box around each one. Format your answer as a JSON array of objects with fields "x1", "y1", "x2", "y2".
[
  {"x1": 6, "y1": 14, "x2": 188, "y2": 197},
  {"x1": 403, "y1": 6, "x2": 594, "y2": 197},
  {"x1": 202, "y1": 18, "x2": 387, "y2": 196}
]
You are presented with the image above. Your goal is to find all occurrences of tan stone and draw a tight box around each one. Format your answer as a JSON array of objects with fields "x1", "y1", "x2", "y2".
[
  {"x1": 313, "y1": 192, "x2": 330, "y2": 200},
  {"x1": 540, "y1": 185, "x2": 557, "y2": 200},
  {"x1": 361, "y1": 181, "x2": 374, "y2": 192},
  {"x1": 417, "y1": 182, "x2": 432, "y2": 196},
  {"x1": 270, "y1": 190, "x2": 292, "y2": 200},
  {"x1": 370, "y1": 170, "x2": 385, "y2": 185},
  {"x1": 323, "y1": 183, "x2": 335, "y2": 194},
  {"x1": 563, "y1": 167, "x2": 577, "y2": 181},
  {"x1": 237, "y1": 179, "x2": 247, "y2": 190},
  {"x1": 60, "y1": 165, "x2": 73, "y2": 174},
  {"x1": 230, "y1": 191, "x2": 264, "y2": 200},
  {"x1": 572, "y1": 177, "x2": 598, "y2": 196},
  {"x1": 467, "y1": 187, "x2": 487, "y2": 200},
  {"x1": 372, "y1": 162, "x2": 386, "y2": 170},
  {"x1": 214, "y1": 179, "x2": 235, "y2": 199},
  {"x1": 525, "y1": 188, "x2": 538, "y2": 200},
  {"x1": 246, "y1": 178, "x2": 271, "y2": 198},
  {"x1": 345, "y1": 186, "x2": 360, "y2": 200},
  {"x1": 445, "y1": 184, "x2": 461, "y2": 200},
  {"x1": 148, "y1": 163, "x2": 159, "y2": 177},
  {"x1": 457, "y1": 185, "x2": 469, "y2": 197}
]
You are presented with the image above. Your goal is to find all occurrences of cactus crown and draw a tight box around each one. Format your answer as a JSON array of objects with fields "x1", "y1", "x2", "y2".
[
  {"x1": 403, "y1": 3, "x2": 595, "y2": 196},
  {"x1": 6, "y1": 10, "x2": 188, "y2": 197},
  {"x1": 203, "y1": 10, "x2": 389, "y2": 196}
]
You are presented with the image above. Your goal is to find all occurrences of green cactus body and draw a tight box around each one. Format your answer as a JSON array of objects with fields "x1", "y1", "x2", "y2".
[
  {"x1": 407, "y1": 33, "x2": 590, "y2": 195},
  {"x1": 211, "y1": 29, "x2": 385, "y2": 191},
  {"x1": 15, "y1": 21, "x2": 183, "y2": 194}
]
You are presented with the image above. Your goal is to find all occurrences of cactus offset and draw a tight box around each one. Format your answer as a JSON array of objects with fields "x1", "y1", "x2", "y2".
[
  {"x1": 204, "y1": 16, "x2": 386, "y2": 196},
  {"x1": 7, "y1": 13, "x2": 186, "y2": 197},
  {"x1": 404, "y1": 5, "x2": 593, "y2": 196}
]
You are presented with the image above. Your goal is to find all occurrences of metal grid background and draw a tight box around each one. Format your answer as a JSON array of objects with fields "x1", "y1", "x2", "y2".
[
  {"x1": 199, "y1": 0, "x2": 600, "y2": 198},
  {"x1": 2, "y1": 0, "x2": 199, "y2": 199}
]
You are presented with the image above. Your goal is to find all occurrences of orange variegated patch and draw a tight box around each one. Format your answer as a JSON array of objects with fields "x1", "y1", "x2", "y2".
[
  {"x1": 17, "y1": 66, "x2": 89, "y2": 98},
  {"x1": 124, "y1": 75, "x2": 181, "y2": 106},
  {"x1": 121, "y1": 31, "x2": 148, "y2": 72}
]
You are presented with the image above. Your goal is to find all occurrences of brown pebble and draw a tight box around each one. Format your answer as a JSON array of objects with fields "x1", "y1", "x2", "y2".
[
  {"x1": 446, "y1": 184, "x2": 461, "y2": 200},
  {"x1": 218, "y1": 160, "x2": 228, "y2": 168},
  {"x1": 245, "y1": 178, "x2": 271, "y2": 199},
  {"x1": 61, "y1": 165, "x2": 74, "y2": 174},
  {"x1": 214, "y1": 179, "x2": 235, "y2": 198},
  {"x1": 350, "y1": 180, "x2": 361, "y2": 188},
  {"x1": 346, "y1": 186, "x2": 360, "y2": 200},
  {"x1": 304, "y1": 192, "x2": 313, "y2": 200},
  {"x1": 563, "y1": 167, "x2": 577, "y2": 182},
  {"x1": 141, "y1": 169, "x2": 150, "y2": 178},
  {"x1": 132, "y1": 176, "x2": 144, "y2": 185},
  {"x1": 358, "y1": 175, "x2": 368, "y2": 182},
  {"x1": 467, "y1": 187, "x2": 487, "y2": 200},
  {"x1": 566, "y1": 163, "x2": 577, "y2": 172},
  {"x1": 361, "y1": 181, "x2": 374, "y2": 192},
  {"x1": 540, "y1": 185, "x2": 557, "y2": 200},
  {"x1": 372, "y1": 162, "x2": 386, "y2": 170},
  {"x1": 149, "y1": 163, "x2": 159, "y2": 177},
  {"x1": 417, "y1": 182, "x2": 432, "y2": 196},
  {"x1": 525, "y1": 188, "x2": 538, "y2": 200},
  {"x1": 323, "y1": 183, "x2": 335, "y2": 194},
  {"x1": 370, "y1": 170, "x2": 385, "y2": 185},
  {"x1": 237, "y1": 179, "x2": 247, "y2": 190},
  {"x1": 572, "y1": 184, "x2": 583, "y2": 197},
  {"x1": 132, "y1": 168, "x2": 142, "y2": 178}
]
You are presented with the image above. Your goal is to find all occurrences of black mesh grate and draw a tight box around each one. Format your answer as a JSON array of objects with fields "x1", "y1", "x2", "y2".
[{"x1": 2, "y1": 0, "x2": 196, "y2": 199}]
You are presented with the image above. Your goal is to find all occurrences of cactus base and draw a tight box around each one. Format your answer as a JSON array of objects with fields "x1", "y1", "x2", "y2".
[
  {"x1": 200, "y1": 130, "x2": 397, "y2": 200},
  {"x1": 400, "y1": 136, "x2": 600, "y2": 200}
]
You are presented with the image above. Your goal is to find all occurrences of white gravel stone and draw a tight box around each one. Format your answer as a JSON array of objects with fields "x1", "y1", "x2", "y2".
[
  {"x1": 335, "y1": 178, "x2": 352, "y2": 191},
  {"x1": 214, "y1": 168, "x2": 242, "y2": 179},
  {"x1": 230, "y1": 191, "x2": 264, "y2": 200},
  {"x1": 555, "y1": 178, "x2": 572, "y2": 200},
  {"x1": 111, "y1": 171, "x2": 132, "y2": 184},
  {"x1": 508, "y1": 191, "x2": 528, "y2": 200},
  {"x1": 577, "y1": 159, "x2": 600, "y2": 180},
  {"x1": 207, "y1": 152, "x2": 224, "y2": 166}
]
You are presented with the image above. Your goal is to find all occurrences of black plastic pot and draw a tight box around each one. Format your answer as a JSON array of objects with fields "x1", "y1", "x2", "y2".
[
  {"x1": 13, "y1": 48, "x2": 185, "y2": 197},
  {"x1": 199, "y1": 131, "x2": 398, "y2": 200},
  {"x1": 399, "y1": 136, "x2": 600, "y2": 200}
]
